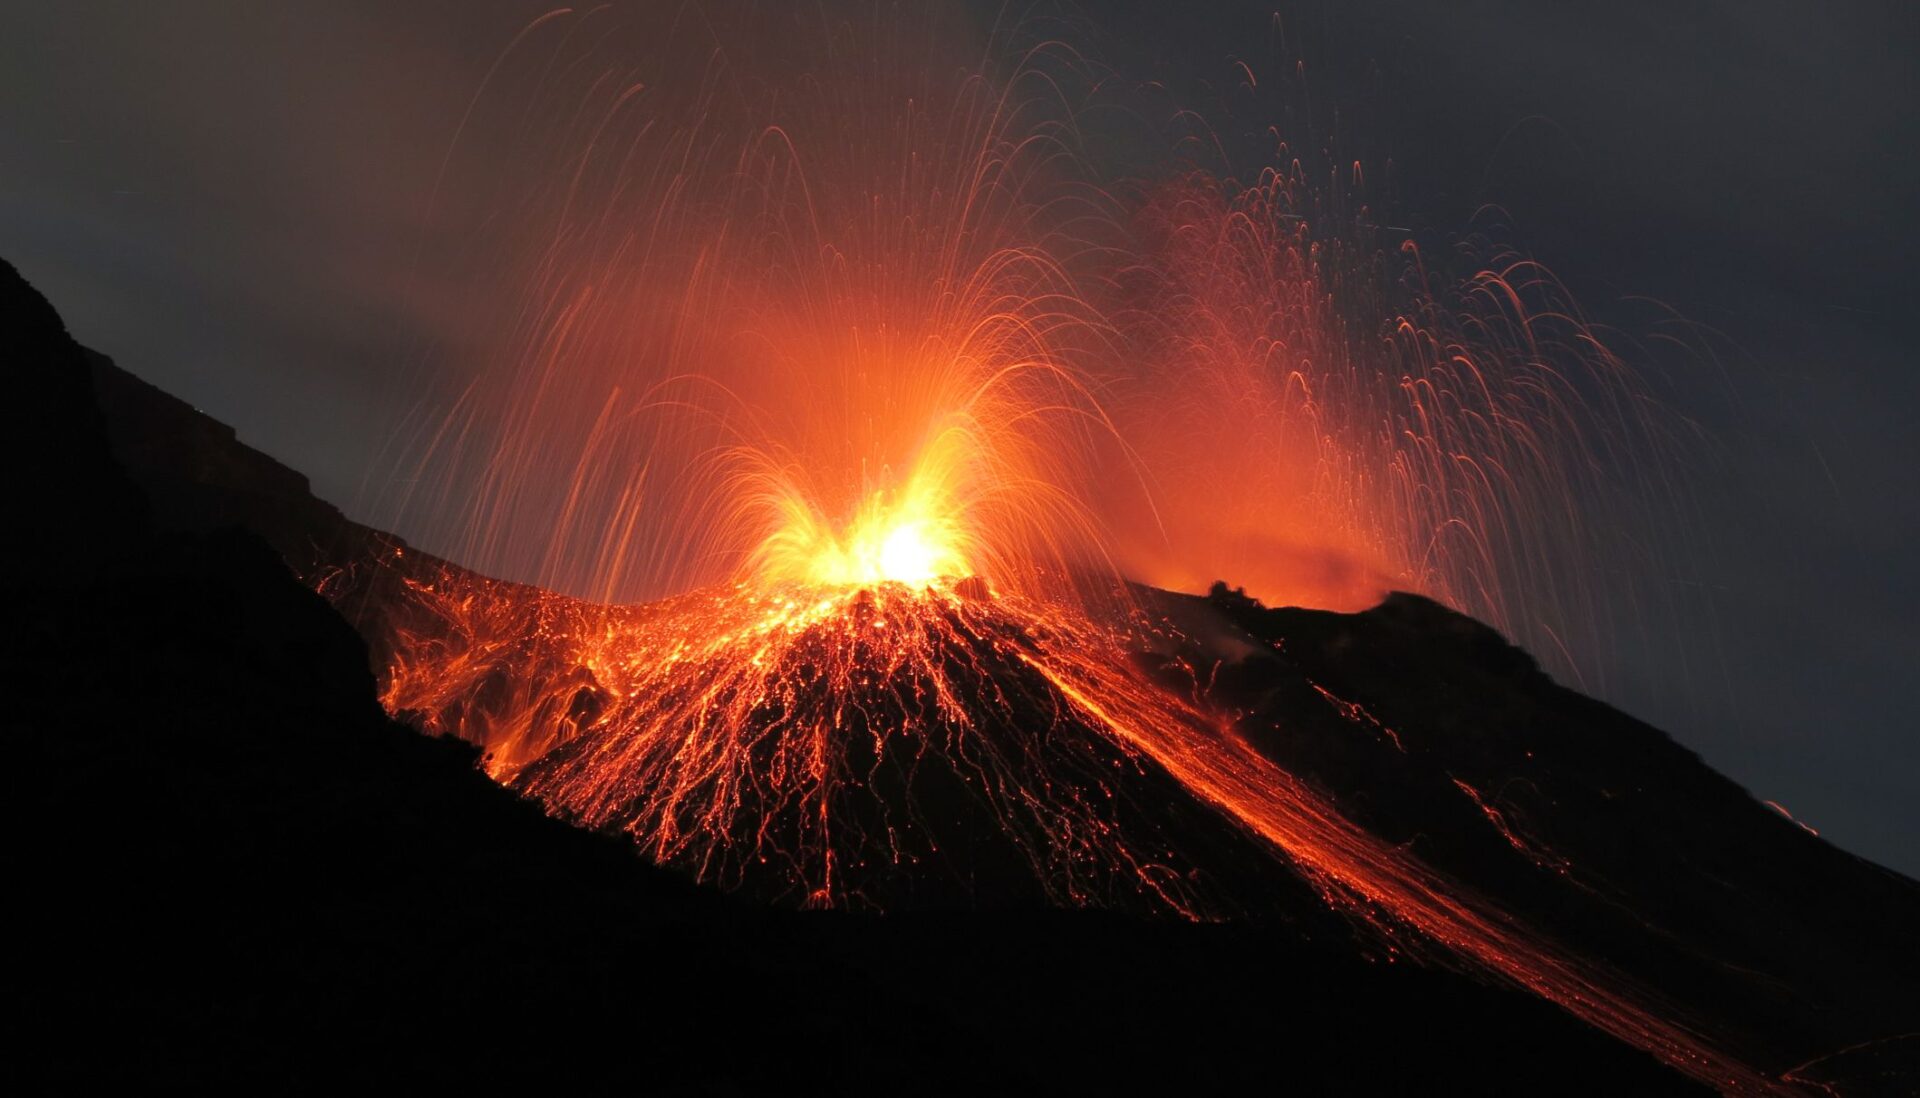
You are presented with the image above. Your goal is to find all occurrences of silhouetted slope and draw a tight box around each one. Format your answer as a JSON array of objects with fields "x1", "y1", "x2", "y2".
[
  {"x1": 84, "y1": 345, "x2": 390, "y2": 573},
  {"x1": 1188, "y1": 584, "x2": 1920, "y2": 1082},
  {"x1": 2, "y1": 258, "x2": 1703, "y2": 1091},
  {"x1": 0, "y1": 262, "x2": 148, "y2": 568}
]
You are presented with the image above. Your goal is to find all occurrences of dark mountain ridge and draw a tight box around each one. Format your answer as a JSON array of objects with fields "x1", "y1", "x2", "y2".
[{"x1": 7, "y1": 256, "x2": 1916, "y2": 1092}]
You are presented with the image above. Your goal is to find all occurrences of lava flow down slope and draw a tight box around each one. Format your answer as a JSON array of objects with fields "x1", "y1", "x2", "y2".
[
  {"x1": 91, "y1": 344, "x2": 1920, "y2": 1097},
  {"x1": 7, "y1": 255, "x2": 1707, "y2": 1097},
  {"x1": 36, "y1": 4, "x2": 1920, "y2": 1093}
]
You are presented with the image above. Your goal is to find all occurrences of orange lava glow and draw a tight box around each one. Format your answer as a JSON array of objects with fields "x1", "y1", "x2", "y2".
[
  {"x1": 751, "y1": 434, "x2": 977, "y2": 590},
  {"x1": 331, "y1": 6, "x2": 1757, "y2": 1092},
  {"x1": 325, "y1": 546, "x2": 1775, "y2": 1094}
]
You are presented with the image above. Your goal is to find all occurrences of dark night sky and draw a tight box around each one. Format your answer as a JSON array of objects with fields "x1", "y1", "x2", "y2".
[{"x1": 4, "y1": 1, "x2": 1915, "y2": 874}]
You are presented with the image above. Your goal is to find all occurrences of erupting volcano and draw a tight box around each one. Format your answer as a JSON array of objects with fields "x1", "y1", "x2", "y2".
[
  {"x1": 11, "y1": 3, "x2": 1918, "y2": 1095},
  {"x1": 322, "y1": 494, "x2": 1785, "y2": 1089},
  {"x1": 196, "y1": 11, "x2": 1881, "y2": 1092},
  {"x1": 340, "y1": 5, "x2": 1688, "y2": 910}
]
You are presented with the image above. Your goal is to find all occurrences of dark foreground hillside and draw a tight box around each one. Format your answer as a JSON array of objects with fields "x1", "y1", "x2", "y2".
[{"x1": 0, "y1": 258, "x2": 1709, "y2": 1092}]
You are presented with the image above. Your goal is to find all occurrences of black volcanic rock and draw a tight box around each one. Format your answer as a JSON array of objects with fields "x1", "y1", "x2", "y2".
[
  {"x1": 0, "y1": 260, "x2": 148, "y2": 566},
  {"x1": 0, "y1": 258, "x2": 1708, "y2": 1092},
  {"x1": 1190, "y1": 586, "x2": 1920, "y2": 1078}
]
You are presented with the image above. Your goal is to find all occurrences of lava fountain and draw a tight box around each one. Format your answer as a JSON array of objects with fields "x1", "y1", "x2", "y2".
[{"x1": 325, "y1": 5, "x2": 1769, "y2": 1092}]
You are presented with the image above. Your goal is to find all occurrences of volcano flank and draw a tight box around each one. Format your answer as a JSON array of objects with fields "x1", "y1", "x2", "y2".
[{"x1": 6, "y1": 259, "x2": 1919, "y2": 1094}]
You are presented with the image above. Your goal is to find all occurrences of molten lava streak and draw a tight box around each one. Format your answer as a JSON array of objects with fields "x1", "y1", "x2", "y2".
[
  {"x1": 334, "y1": 454, "x2": 1774, "y2": 1092},
  {"x1": 363, "y1": 455, "x2": 1238, "y2": 914}
]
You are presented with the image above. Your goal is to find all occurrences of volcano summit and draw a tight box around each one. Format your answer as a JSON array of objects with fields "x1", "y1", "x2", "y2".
[{"x1": 2, "y1": 259, "x2": 1907, "y2": 1093}]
